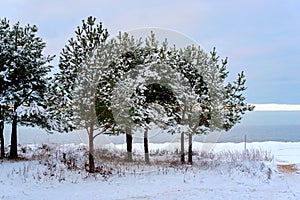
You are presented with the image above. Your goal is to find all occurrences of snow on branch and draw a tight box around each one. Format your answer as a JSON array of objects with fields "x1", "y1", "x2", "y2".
[{"x1": 16, "y1": 104, "x2": 47, "y2": 117}]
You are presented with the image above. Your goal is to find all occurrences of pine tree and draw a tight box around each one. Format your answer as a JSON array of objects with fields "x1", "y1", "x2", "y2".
[
  {"x1": 0, "y1": 18, "x2": 10, "y2": 158},
  {"x1": 107, "y1": 32, "x2": 143, "y2": 161},
  {"x1": 177, "y1": 46, "x2": 254, "y2": 163},
  {"x1": 47, "y1": 17, "x2": 125, "y2": 172},
  {"x1": 111, "y1": 33, "x2": 189, "y2": 162},
  {"x1": 0, "y1": 18, "x2": 53, "y2": 158}
]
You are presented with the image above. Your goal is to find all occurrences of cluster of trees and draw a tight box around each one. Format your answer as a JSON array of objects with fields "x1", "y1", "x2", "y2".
[{"x1": 0, "y1": 16, "x2": 254, "y2": 172}]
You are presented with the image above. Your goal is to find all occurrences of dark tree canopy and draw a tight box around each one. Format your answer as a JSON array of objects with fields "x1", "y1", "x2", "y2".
[{"x1": 0, "y1": 18, "x2": 54, "y2": 158}]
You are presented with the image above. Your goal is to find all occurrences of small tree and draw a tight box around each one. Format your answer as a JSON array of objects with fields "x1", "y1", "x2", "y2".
[{"x1": 0, "y1": 18, "x2": 53, "y2": 158}]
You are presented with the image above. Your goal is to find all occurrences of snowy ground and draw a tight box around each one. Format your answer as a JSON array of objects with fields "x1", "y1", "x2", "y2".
[{"x1": 0, "y1": 142, "x2": 299, "y2": 200}]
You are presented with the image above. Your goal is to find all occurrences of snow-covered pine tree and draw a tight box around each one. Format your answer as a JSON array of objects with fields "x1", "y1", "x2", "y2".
[
  {"x1": 0, "y1": 18, "x2": 10, "y2": 158},
  {"x1": 105, "y1": 32, "x2": 143, "y2": 161},
  {"x1": 178, "y1": 46, "x2": 254, "y2": 163},
  {"x1": 112, "y1": 32, "x2": 196, "y2": 163},
  {"x1": 47, "y1": 16, "x2": 128, "y2": 172},
  {"x1": 127, "y1": 35, "x2": 206, "y2": 164},
  {"x1": 0, "y1": 18, "x2": 54, "y2": 158}
]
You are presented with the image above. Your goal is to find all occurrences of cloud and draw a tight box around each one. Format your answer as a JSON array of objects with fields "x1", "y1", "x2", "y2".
[{"x1": 253, "y1": 104, "x2": 300, "y2": 111}]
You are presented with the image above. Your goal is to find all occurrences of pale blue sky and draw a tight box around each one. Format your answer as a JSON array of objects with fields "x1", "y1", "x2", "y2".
[{"x1": 1, "y1": 0, "x2": 300, "y2": 104}]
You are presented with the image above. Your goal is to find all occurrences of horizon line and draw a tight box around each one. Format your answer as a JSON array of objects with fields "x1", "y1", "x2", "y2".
[{"x1": 251, "y1": 104, "x2": 300, "y2": 111}]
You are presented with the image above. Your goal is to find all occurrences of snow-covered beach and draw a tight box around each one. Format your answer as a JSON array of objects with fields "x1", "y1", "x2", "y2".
[
  {"x1": 1, "y1": 141, "x2": 299, "y2": 200},
  {"x1": 1, "y1": 111, "x2": 300, "y2": 200}
]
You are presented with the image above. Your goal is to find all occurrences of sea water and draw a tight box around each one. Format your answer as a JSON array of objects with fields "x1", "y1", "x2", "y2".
[
  {"x1": 218, "y1": 111, "x2": 300, "y2": 143},
  {"x1": 2, "y1": 111, "x2": 300, "y2": 145}
]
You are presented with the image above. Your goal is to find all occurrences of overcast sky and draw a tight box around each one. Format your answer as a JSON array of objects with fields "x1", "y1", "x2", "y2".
[{"x1": 1, "y1": 0, "x2": 300, "y2": 105}]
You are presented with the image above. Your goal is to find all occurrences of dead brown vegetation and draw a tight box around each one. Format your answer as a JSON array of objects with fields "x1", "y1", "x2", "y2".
[{"x1": 277, "y1": 164, "x2": 298, "y2": 174}]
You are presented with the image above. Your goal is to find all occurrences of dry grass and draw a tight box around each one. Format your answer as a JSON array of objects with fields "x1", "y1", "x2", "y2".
[
  {"x1": 3, "y1": 143, "x2": 277, "y2": 183},
  {"x1": 277, "y1": 164, "x2": 298, "y2": 174}
]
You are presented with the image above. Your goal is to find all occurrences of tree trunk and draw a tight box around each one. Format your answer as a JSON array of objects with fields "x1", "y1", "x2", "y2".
[
  {"x1": 86, "y1": 102, "x2": 96, "y2": 173},
  {"x1": 0, "y1": 131, "x2": 4, "y2": 159},
  {"x1": 88, "y1": 132, "x2": 95, "y2": 173},
  {"x1": 9, "y1": 112, "x2": 18, "y2": 159},
  {"x1": 188, "y1": 133, "x2": 193, "y2": 164},
  {"x1": 180, "y1": 102, "x2": 187, "y2": 164},
  {"x1": 180, "y1": 132, "x2": 185, "y2": 163},
  {"x1": 126, "y1": 127, "x2": 133, "y2": 162},
  {"x1": 0, "y1": 107, "x2": 4, "y2": 158},
  {"x1": 144, "y1": 127, "x2": 150, "y2": 164}
]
